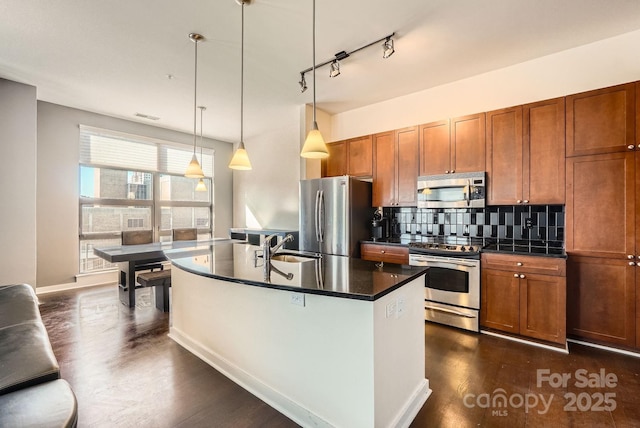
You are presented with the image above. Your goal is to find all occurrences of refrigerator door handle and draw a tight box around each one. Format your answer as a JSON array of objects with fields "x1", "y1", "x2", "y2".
[{"x1": 318, "y1": 190, "x2": 325, "y2": 242}]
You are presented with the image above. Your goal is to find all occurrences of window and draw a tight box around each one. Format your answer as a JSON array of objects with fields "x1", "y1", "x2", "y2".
[{"x1": 79, "y1": 126, "x2": 214, "y2": 273}]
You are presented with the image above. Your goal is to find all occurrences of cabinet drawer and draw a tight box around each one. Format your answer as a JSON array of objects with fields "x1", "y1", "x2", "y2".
[
  {"x1": 481, "y1": 253, "x2": 566, "y2": 276},
  {"x1": 361, "y1": 243, "x2": 408, "y2": 264}
]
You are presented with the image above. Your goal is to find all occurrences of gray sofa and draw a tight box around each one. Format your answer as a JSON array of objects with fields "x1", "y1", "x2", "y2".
[{"x1": 0, "y1": 284, "x2": 78, "y2": 427}]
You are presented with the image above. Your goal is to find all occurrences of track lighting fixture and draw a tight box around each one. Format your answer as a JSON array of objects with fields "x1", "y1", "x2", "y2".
[
  {"x1": 382, "y1": 36, "x2": 394, "y2": 58},
  {"x1": 299, "y1": 73, "x2": 307, "y2": 93},
  {"x1": 298, "y1": 32, "x2": 395, "y2": 86},
  {"x1": 329, "y1": 60, "x2": 340, "y2": 78}
]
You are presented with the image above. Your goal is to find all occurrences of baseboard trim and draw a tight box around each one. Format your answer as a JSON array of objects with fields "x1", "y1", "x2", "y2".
[
  {"x1": 169, "y1": 326, "x2": 334, "y2": 428},
  {"x1": 481, "y1": 329, "x2": 569, "y2": 354},
  {"x1": 36, "y1": 270, "x2": 118, "y2": 295},
  {"x1": 392, "y1": 379, "x2": 431, "y2": 428},
  {"x1": 567, "y1": 338, "x2": 640, "y2": 359}
]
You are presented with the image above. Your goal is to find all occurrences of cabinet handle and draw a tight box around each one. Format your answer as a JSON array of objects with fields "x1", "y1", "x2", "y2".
[
  {"x1": 629, "y1": 261, "x2": 636, "y2": 266},
  {"x1": 519, "y1": 274, "x2": 526, "y2": 279},
  {"x1": 628, "y1": 255, "x2": 635, "y2": 259},
  {"x1": 523, "y1": 200, "x2": 529, "y2": 204},
  {"x1": 381, "y1": 250, "x2": 386, "y2": 254},
  {"x1": 451, "y1": 170, "x2": 455, "y2": 173},
  {"x1": 628, "y1": 145, "x2": 635, "y2": 150},
  {"x1": 516, "y1": 262, "x2": 523, "y2": 266},
  {"x1": 516, "y1": 200, "x2": 522, "y2": 203},
  {"x1": 445, "y1": 170, "x2": 450, "y2": 174},
  {"x1": 513, "y1": 273, "x2": 519, "y2": 278}
]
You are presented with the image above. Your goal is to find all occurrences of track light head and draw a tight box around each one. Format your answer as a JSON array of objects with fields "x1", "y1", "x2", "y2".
[
  {"x1": 383, "y1": 37, "x2": 394, "y2": 58},
  {"x1": 329, "y1": 60, "x2": 340, "y2": 78},
  {"x1": 299, "y1": 73, "x2": 308, "y2": 92}
]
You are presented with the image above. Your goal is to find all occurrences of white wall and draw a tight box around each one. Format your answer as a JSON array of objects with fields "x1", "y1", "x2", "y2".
[
  {"x1": 0, "y1": 79, "x2": 37, "y2": 287},
  {"x1": 36, "y1": 102, "x2": 233, "y2": 287},
  {"x1": 330, "y1": 29, "x2": 640, "y2": 140}
]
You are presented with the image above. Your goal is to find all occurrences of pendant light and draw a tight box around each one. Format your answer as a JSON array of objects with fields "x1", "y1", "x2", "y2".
[
  {"x1": 185, "y1": 33, "x2": 206, "y2": 178},
  {"x1": 228, "y1": 0, "x2": 252, "y2": 170},
  {"x1": 300, "y1": 0, "x2": 329, "y2": 159},
  {"x1": 195, "y1": 106, "x2": 208, "y2": 192}
]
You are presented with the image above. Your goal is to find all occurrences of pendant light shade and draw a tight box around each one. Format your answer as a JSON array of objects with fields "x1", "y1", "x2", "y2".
[
  {"x1": 300, "y1": 0, "x2": 329, "y2": 159},
  {"x1": 229, "y1": 0, "x2": 253, "y2": 170},
  {"x1": 195, "y1": 178, "x2": 207, "y2": 191},
  {"x1": 185, "y1": 33, "x2": 205, "y2": 178}
]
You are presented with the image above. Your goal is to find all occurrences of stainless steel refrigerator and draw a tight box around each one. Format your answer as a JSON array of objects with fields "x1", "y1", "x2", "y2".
[{"x1": 299, "y1": 176, "x2": 374, "y2": 257}]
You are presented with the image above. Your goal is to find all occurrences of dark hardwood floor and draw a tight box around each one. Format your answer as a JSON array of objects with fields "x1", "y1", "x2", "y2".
[{"x1": 38, "y1": 285, "x2": 640, "y2": 428}]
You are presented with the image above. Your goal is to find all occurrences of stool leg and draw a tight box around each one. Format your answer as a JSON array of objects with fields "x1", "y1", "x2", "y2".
[{"x1": 154, "y1": 282, "x2": 170, "y2": 312}]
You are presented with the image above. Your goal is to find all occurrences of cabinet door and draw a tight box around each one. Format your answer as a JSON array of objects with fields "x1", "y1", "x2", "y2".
[
  {"x1": 486, "y1": 107, "x2": 523, "y2": 205},
  {"x1": 566, "y1": 152, "x2": 635, "y2": 258},
  {"x1": 323, "y1": 141, "x2": 347, "y2": 177},
  {"x1": 372, "y1": 131, "x2": 395, "y2": 207},
  {"x1": 567, "y1": 256, "x2": 636, "y2": 348},
  {"x1": 481, "y1": 268, "x2": 520, "y2": 334},
  {"x1": 395, "y1": 126, "x2": 419, "y2": 206},
  {"x1": 566, "y1": 83, "x2": 635, "y2": 157},
  {"x1": 520, "y1": 273, "x2": 566, "y2": 344},
  {"x1": 451, "y1": 113, "x2": 486, "y2": 173},
  {"x1": 419, "y1": 120, "x2": 450, "y2": 176},
  {"x1": 348, "y1": 135, "x2": 373, "y2": 177},
  {"x1": 524, "y1": 97, "x2": 566, "y2": 204},
  {"x1": 361, "y1": 243, "x2": 409, "y2": 264}
]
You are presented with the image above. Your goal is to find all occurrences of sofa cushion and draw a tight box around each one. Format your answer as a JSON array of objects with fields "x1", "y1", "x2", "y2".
[
  {"x1": 0, "y1": 379, "x2": 78, "y2": 428},
  {"x1": 0, "y1": 284, "x2": 40, "y2": 328},
  {"x1": 0, "y1": 321, "x2": 60, "y2": 395}
]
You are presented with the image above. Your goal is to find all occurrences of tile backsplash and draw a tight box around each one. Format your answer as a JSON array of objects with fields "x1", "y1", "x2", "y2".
[{"x1": 388, "y1": 205, "x2": 564, "y2": 252}]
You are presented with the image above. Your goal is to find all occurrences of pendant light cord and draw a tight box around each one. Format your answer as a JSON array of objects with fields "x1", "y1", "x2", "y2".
[
  {"x1": 193, "y1": 38, "x2": 198, "y2": 155},
  {"x1": 312, "y1": 0, "x2": 317, "y2": 125},
  {"x1": 240, "y1": 2, "x2": 244, "y2": 145}
]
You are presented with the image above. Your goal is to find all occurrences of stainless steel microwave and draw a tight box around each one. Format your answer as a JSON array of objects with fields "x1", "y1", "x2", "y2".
[{"x1": 417, "y1": 172, "x2": 486, "y2": 209}]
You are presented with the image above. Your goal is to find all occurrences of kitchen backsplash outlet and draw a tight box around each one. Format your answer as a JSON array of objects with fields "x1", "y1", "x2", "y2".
[{"x1": 388, "y1": 205, "x2": 565, "y2": 253}]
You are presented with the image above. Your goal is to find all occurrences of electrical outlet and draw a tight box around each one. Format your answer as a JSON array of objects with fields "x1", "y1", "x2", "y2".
[
  {"x1": 524, "y1": 217, "x2": 533, "y2": 229},
  {"x1": 396, "y1": 296, "x2": 406, "y2": 318},
  {"x1": 290, "y1": 293, "x2": 305, "y2": 307}
]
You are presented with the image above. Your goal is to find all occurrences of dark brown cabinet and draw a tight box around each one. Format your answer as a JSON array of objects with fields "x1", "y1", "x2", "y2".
[
  {"x1": 481, "y1": 253, "x2": 566, "y2": 345},
  {"x1": 322, "y1": 136, "x2": 373, "y2": 178},
  {"x1": 361, "y1": 243, "x2": 409, "y2": 265},
  {"x1": 373, "y1": 127, "x2": 418, "y2": 207},
  {"x1": 566, "y1": 83, "x2": 636, "y2": 157},
  {"x1": 486, "y1": 98, "x2": 565, "y2": 205}
]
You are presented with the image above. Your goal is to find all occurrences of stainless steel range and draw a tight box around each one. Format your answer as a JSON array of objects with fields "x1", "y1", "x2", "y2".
[{"x1": 408, "y1": 238, "x2": 481, "y2": 332}]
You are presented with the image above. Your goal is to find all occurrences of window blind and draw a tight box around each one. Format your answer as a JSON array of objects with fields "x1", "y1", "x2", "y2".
[{"x1": 79, "y1": 125, "x2": 214, "y2": 177}]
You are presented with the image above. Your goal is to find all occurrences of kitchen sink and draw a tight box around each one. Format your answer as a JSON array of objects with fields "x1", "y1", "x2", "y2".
[{"x1": 270, "y1": 251, "x2": 321, "y2": 263}]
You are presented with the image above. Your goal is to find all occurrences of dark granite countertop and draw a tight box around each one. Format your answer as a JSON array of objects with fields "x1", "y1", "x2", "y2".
[{"x1": 165, "y1": 241, "x2": 428, "y2": 301}]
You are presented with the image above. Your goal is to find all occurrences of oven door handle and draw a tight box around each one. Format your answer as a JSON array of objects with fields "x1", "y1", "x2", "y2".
[
  {"x1": 413, "y1": 259, "x2": 478, "y2": 268},
  {"x1": 425, "y1": 304, "x2": 476, "y2": 318}
]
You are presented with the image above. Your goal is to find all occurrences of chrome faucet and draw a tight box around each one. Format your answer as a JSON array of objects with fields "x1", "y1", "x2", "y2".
[{"x1": 262, "y1": 233, "x2": 295, "y2": 277}]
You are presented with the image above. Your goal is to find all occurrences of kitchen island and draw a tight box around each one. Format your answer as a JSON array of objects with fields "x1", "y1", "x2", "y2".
[{"x1": 164, "y1": 241, "x2": 430, "y2": 428}]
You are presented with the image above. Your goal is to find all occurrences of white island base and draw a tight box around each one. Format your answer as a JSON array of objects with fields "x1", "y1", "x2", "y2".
[{"x1": 169, "y1": 266, "x2": 430, "y2": 428}]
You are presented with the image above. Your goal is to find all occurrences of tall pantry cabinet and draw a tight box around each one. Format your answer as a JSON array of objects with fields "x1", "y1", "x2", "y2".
[{"x1": 565, "y1": 82, "x2": 640, "y2": 349}]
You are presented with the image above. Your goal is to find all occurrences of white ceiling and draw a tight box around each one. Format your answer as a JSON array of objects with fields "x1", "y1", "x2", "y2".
[{"x1": 2, "y1": 0, "x2": 640, "y2": 143}]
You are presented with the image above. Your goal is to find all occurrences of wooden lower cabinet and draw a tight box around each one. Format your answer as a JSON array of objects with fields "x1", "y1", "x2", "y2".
[
  {"x1": 481, "y1": 253, "x2": 566, "y2": 345},
  {"x1": 567, "y1": 255, "x2": 636, "y2": 349},
  {"x1": 361, "y1": 243, "x2": 409, "y2": 265}
]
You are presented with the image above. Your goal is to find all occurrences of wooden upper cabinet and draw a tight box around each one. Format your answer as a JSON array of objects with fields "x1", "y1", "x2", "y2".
[
  {"x1": 323, "y1": 141, "x2": 347, "y2": 177},
  {"x1": 372, "y1": 131, "x2": 395, "y2": 207},
  {"x1": 372, "y1": 127, "x2": 418, "y2": 207},
  {"x1": 395, "y1": 126, "x2": 419, "y2": 206},
  {"x1": 524, "y1": 97, "x2": 565, "y2": 204},
  {"x1": 486, "y1": 106, "x2": 523, "y2": 205},
  {"x1": 419, "y1": 120, "x2": 450, "y2": 176},
  {"x1": 451, "y1": 113, "x2": 486, "y2": 173},
  {"x1": 566, "y1": 151, "x2": 636, "y2": 258},
  {"x1": 347, "y1": 135, "x2": 373, "y2": 177},
  {"x1": 566, "y1": 83, "x2": 636, "y2": 157}
]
